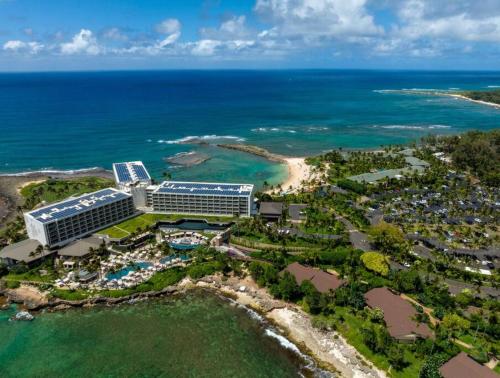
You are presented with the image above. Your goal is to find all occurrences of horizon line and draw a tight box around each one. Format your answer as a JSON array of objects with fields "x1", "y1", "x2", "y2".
[{"x1": 2, "y1": 67, "x2": 500, "y2": 74}]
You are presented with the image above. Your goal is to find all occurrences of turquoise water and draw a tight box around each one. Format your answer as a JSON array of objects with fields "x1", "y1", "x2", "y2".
[
  {"x1": 105, "y1": 261, "x2": 153, "y2": 280},
  {"x1": 0, "y1": 291, "x2": 315, "y2": 378},
  {"x1": 169, "y1": 242, "x2": 199, "y2": 250},
  {"x1": 1, "y1": 70, "x2": 499, "y2": 187}
]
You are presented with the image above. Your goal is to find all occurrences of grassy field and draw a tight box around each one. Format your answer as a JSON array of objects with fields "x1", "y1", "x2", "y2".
[
  {"x1": 21, "y1": 177, "x2": 114, "y2": 210},
  {"x1": 98, "y1": 213, "x2": 235, "y2": 239}
]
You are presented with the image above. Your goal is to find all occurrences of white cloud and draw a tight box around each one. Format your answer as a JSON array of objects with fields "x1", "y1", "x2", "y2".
[
  {"x1": 394, "y1": 0, "x2": 500, "y2": 42},
  {"x1": 155, "y1": 18, "x2": 181, "y2": 34},
  {"x1": 191, "y1": 39, "x2": 221, "y2": 56},
  {"x1": 103, "y1": 27, "x2": 128, "y2": 41},
  {"x1": 201, "y1": 15, "x2": 250, "y2": 39},
  {"x1": 3, "y1": 40, "x2": 44, "y2": 54},
  {"x1": 254, "y1": 0, "x2": 383, "y2": 40},
  {"x1": 60, "y1": 29, "x2": 100, "y2": 55},
  {"x1": 3, "y1": 40, "x2": 25, "y2": 51}
]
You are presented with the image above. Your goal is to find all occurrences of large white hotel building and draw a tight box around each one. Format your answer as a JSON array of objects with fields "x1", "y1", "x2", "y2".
[
  {"x1": 144, "y1": 181, "x2": 254, "y2": 217},
  {"x1": 22, "y1": 161, "x2": 253, "y2": 248},
  {"x1": 24, "y1": 188, "x2": 136, "y2": 247}
]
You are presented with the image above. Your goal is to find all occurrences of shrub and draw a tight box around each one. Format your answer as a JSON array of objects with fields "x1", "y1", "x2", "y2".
[
  {"x1": 6, "y1": 280, "x2": 20, "y2": 289},
  {"x1": 360, "y1": 252, "x2": 389, "y2": 276}
]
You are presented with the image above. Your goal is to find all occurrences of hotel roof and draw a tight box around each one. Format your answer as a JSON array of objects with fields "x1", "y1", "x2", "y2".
[
  {"x1": 26, "y1": 188, "x2": 131, "y2": 224},
  {"x1": 113, "y1": 161, "x2": 151, "y2": 185},
  {"x1": 155, "y1": 181, "x2": 254, "y2": 197}
]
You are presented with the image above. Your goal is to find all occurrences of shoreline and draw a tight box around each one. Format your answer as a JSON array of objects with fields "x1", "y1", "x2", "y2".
[
  {"x1": 447, "y1": 93, "x2": 500, "y2": 109},
  {"x1": 2, "y1": 276, "x2": 386, "y2": 378},
  {"x1": 0, "y1": 168, "x2": 113, "y2": 228},
  {"x1": 217, "y1": 144, "x2": 317, "y2": 193}
]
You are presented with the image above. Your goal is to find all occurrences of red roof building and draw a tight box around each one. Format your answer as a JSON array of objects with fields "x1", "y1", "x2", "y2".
[
  {"x1": 282, "y1": 262, "x2": 345, "y2": 293},
  {"x1": 364, "y1": 287, "x2": 433, "y2": 341}
]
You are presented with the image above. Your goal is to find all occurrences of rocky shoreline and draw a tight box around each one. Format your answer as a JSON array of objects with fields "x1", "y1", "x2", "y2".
[
  {"x1": 0, "y1": 168, "x2": 113, "y2": 228},
  {"x1": 2, "y1": 276, "x2": 386, "y2": 378}
]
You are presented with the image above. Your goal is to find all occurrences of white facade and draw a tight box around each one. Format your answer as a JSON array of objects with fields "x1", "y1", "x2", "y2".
[
  {"x1": 146, "y1": 181, "x2": 254, "y2": 217},
  {"x1": 24, "y1": 188, "x2": 136, "y2": 247}
]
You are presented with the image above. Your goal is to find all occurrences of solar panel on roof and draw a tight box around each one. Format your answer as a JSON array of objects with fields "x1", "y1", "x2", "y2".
[
  {"x1": 156, "y1": 181, "x2": 253, "y2": 196},
  {"x1": 114, "y1": 163, "x2": 133, "y2": 183},
  {"x1": 132, "y1": 164, "x2": 150, "y2": 180},
  {"x1": 28, "y1": 188, "x2": 131, "y2": 223}
]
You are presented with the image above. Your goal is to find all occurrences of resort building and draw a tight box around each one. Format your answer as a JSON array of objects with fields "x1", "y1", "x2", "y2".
[
  {"x1": 439, "y1": 352, "x2": 497, "y2": 378},
  {"x1": 144, "y1": 181, "x2": 254, "y2": 217},
  {"x1": 282, "y1": 262, "x2": 345, "y2": 293},
  {"x1": 112, "y1": 161, "x2": 152, "y2": 192},
  {"x1": 57, "y1": 236, "x2": 107, "y2": 269},
  {"x1": 24, "y1": 188, "x2": 136, "y2": 248},
  {"x1": 364, "y1": 287, "x2": 433, "y2": 342},
  {"x1": 0, "y1": 239, "x2": 56, "y2": 267},
  {"x1": 259, "y1": 201, "x2": 284, "y2": 222}
]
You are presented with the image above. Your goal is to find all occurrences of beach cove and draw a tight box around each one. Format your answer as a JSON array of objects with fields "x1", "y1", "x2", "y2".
[{"x1": 1, "y1": 273, "x2": 386, "y2": 378}]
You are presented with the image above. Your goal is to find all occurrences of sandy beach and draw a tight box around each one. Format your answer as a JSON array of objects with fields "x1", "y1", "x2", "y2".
[
  {"x1": 278, "y1": 157, "x2": 316, "y2": 193},
  {"x1": 447, "y1": 94, "x2": 500, "y2": 109}
]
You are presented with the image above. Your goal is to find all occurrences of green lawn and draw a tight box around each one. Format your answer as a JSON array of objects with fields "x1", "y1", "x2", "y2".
[
  {"x1": 333, "y1": 307, "x2": 424, "y2": 378},
  {"x1": 21, "y1": 177, "x2": 114, "y2": 210},
  {"x1": 98, "y1": 213, "x2": 235, "y2": 238}
]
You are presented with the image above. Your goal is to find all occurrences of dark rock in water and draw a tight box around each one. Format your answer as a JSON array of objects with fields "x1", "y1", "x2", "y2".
[
  {"x1": 12, "y1": 311, "x2": 34, "y2": 321},
  {"x1": 164, "y1": 151, "x2": 210, "y2": 167}
]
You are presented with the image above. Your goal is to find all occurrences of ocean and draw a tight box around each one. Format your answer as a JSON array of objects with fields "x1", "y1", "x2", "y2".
[
  {"x1": 1, "y1": 70, "x2": 499, "y2": 186},
  {"x1": 0, "y1": 291, "x2": 323, "y2": 378}
]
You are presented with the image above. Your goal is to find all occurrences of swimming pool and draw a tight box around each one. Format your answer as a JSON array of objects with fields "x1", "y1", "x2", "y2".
[
  {"x1": 168, "y1": 242, "x2": 200, "y2": 250},
  {"x1": 106, "y1": 262, "x2": 153, "y2": 281}
]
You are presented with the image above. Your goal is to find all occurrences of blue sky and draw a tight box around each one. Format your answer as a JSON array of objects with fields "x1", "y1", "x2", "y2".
[{"x1": 1, "y1": 0, "x2": 500, "y2": 71}]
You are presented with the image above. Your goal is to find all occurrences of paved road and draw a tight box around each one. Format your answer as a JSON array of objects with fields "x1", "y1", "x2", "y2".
[{"x1": 336, "y1": 216, "x2": 372, "y2": 251}]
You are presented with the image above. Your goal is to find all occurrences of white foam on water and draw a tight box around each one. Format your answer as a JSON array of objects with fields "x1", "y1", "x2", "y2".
[
  {"x1": 251, "y1": 127, "x2": 297, "y2": 134},
  {"x1": 376, "y1": 124, "x2": 451, "y2": 130},
  {"x1": 264, "y1": 329, "x2": 303, "y2": 355},
  {"x1": 1, "y1": 167, "x2": 104, "y2": 177},
  {"x1": 159, "y1": 135, "x2": 246, "y2": 144}
]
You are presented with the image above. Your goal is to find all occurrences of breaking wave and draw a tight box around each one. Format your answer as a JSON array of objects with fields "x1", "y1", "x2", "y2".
[
  {"x1": 251, "y1": 127, "x2": 297, "y2": 134},
  {"x1": 1, "y1": 167, "x2": 105, "y2": 177},
  {"x1": 158, "y1": 135, "x2": 246, "y2": 144},
  {"x1": 375, "y1": 124, "x2": 451, "y2": 130},
  {"x1": 264, "y1": 329, "x2": 302, "y2": 355}
]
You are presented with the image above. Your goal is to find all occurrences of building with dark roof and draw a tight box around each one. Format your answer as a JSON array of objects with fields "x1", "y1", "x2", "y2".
[
  {"x1": 439, "y1": 352, "x2": 497, "y2": 378},
  {"x1": 364, "y1": 287, "x2": 433, "y2": 342},
  {"x1": 259, "y1": 201, "x2": 284, "y2": 222},
  {"x1": 288, "y1": 204, "x2": 307, "y2": 223},
  {"x1": 0, "y1": 239, "x2": 56, "y2": 267},
  {"x1": 282, "y1": 262, "x2": 345, "y2": 293},
  {"x1": 57, "y1": 236, "x2": 106, "y2": 260}
]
